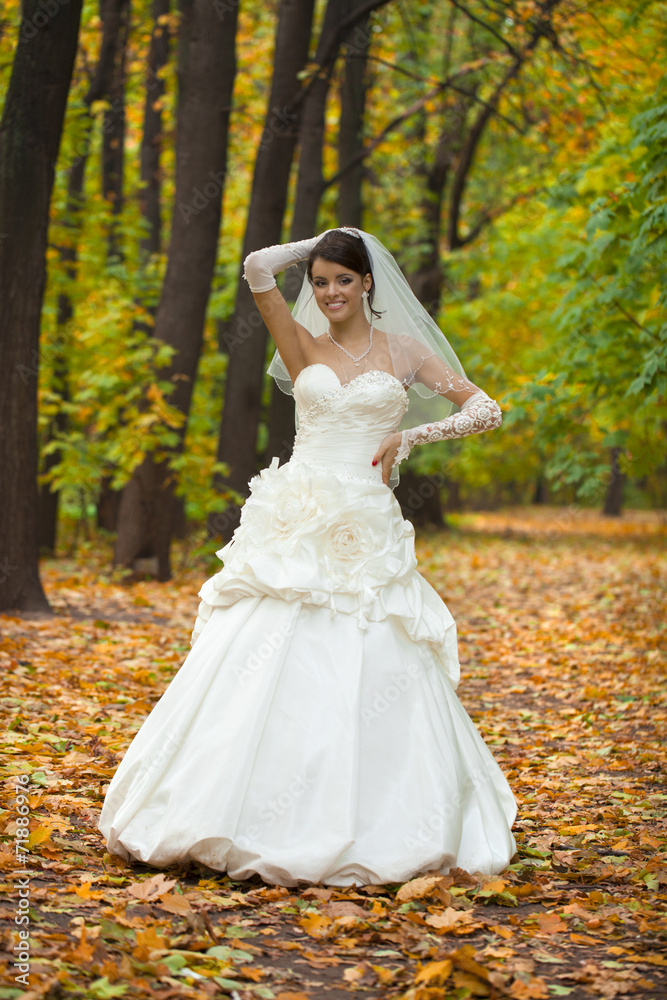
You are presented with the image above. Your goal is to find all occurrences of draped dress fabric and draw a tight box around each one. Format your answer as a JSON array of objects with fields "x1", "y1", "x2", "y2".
[{"x1": 98, "y1": 364, "x2": 517, "y2": 886}]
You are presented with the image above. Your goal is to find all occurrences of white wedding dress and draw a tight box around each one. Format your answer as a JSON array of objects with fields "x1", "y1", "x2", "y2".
[{"x1": 98, "y1": 364, "x2": 517, "y2": 886}]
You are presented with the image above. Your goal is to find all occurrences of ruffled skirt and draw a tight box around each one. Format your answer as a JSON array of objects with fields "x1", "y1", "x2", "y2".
[{"x1": 98, "y1": 458, "x2": 516, "y2": 885}]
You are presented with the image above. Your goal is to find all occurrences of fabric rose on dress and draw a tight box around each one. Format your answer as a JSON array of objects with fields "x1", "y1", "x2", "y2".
[
  {"x1": 326, "y1": 513, "x2": 374, "y2": 569},
  {"x1": 233, "y1": 460, "x2": 340, "y2": 557},
  {"x1": 271, "y1": 482, "x2": 322, "y2": 538}
]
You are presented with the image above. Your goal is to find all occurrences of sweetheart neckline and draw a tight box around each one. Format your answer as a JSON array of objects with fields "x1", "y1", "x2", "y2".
[{"x1": 293, "y1": 363, "x2": 407, "y2": 394}]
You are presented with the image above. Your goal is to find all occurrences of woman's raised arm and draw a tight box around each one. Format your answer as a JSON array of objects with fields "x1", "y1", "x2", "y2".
[{"x1": 243, "y1": 237, "x2": 323, "y2": 381}]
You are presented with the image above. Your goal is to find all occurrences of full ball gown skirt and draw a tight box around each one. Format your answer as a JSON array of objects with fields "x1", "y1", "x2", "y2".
[{"x1": 98, "y1": 365, "x2": 517, "y2": 886}]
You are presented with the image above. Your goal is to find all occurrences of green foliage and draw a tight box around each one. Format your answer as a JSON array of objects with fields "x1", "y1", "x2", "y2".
[
  {"x1": 2, "y1": 0, "x2": 665, "y2": 543},
  {"x1": 512, "y1": 83, "x2": 667, "y2": 498}
]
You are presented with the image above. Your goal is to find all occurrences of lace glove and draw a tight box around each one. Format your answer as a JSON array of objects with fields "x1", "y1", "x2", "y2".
[
  {"x1": 243, "y1": 234, "x2": 328, "y2": 293},
  {"x1": 392, "y1": 389, "x2": 502, "y2": 467}
]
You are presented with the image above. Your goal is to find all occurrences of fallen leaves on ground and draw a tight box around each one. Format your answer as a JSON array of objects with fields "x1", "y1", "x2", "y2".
[{"x1": 0, "y1": 507, "x2": 665, "y2": 999}]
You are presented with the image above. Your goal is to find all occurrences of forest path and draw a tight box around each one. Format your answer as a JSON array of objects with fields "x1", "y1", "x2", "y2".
[{"x1": 1, "y1": 508, "x2": 665, "y2": 999}]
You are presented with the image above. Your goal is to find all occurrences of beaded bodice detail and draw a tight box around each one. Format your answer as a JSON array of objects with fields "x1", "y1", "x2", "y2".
[{"x1": 291, "y1": 364, "x2": 408, "y2": 485}]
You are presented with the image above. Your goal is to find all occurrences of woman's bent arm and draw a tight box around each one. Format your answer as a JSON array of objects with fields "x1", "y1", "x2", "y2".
[{"x1": 243, "y1": 237, "x2": 323, "y2": 382}]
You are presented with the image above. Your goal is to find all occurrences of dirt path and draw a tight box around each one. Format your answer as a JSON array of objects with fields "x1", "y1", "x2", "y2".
[{"x1": 1, "y1": 507, "x2": 665, "y2": 999}]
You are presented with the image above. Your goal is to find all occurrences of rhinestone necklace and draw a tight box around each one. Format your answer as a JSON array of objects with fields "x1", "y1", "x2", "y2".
[{"x1": 328, "y1": 320, "x2": 374, "y2": 367}]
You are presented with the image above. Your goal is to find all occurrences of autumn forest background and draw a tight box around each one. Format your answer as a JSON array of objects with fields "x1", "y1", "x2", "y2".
[
  {"x1": 1, "y1": 2, "x2": 666, "y2": 998},
  {"x1": 0, "y1": 0, "x2": 665, "y2": 611}
]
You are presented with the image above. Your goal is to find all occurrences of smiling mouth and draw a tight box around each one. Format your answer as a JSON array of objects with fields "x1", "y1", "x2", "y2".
[{"x1": 326, "y1": 302, "x2": 345, "y2": 308}]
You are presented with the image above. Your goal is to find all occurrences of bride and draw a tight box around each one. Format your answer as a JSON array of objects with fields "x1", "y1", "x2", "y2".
[{"x1": 98, "y1": 227, "x2": 517, "y2": 887}]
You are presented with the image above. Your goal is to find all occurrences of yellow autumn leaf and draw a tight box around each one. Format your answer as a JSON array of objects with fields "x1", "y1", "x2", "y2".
[
  {"x1": 481, "y1": 878, "x2": 506, "y2": 893},
  {"x1": 415, "y1": 959, "x2": 454, "y2": 985},
  {"x1": 131, "y1": 926, "x2": 169, "y2": 961},
  {"x1": 298, "y1": 912, "x2": 332, "y2": 937},
  {"x1": 127, "y1": 873, "x2": 178, "y2": 900},
  {"x1": 74, "y1": 881, "x2": 104, "y2": 900},
  {"x1": 453, "y1": 968, "x2": 492, "y2": 995},
  {"x1": 425, "y1": 908, "x2": 475, "y2": 932},
  {"x1": 158, "y1": 890, "x2": 194, "y2": 915},
  {"x1": 396, "y1": 875, "x2": 452, "y2": 904},
  {"x1": 28, "y1": 824, "x2": 55, "y2": 847}
]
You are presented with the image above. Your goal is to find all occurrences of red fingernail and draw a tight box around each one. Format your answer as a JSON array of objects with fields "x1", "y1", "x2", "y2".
[{"x1": 372, "y1": 460, "x2": 377, "y2": 466}]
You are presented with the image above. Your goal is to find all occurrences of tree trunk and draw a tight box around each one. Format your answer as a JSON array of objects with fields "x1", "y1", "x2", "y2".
[
  {"x1": 0, "y1": 0, "x2": 83, "y2": 611},
  {"x1": 395, "y1": 471, "x2": 444, "y2": 528},
  {"x1": 289, "y1": 0, "x2": 352, "y2": 243},
  {"x1": 338, "y1": 9, "x2": 371, "y2": 227},
  {"x1": 38, "y1": 336, "x2": 70, "y2": 555},
  {"x1": 409, "y1": 95, "x2": 476, "y2": 318},
  {"x1": 99, "y1": 0, "x2": 171, "y2": 533},
  {"x1": 97, "y1": 0, "x2": 172, "y2": 535},
  {"x1": 38, "y1": 167, "x2": 81, "y2": 554},
  {"x1": 113, "y1": 0, "x2": 238, "y2": 579},
  {"x1": 97, "y1": 477, "x2": 123, "y2": 533},
  {"x1": 43, "y1": 0, "x2": 133, "y2": 544},
  {"x1": 270, "y1": 0, "x2": 366, "y2": 467},
  {"x1": 532, "y1": 474, "x2": 548, "y2": 504},
  {"x1": 264, "y1": 385, "x2": 296, "y2": 470},
  {"x1": 211, "y1": 0, "x2": 317, "y2": 539},
  {"x1": 407, "y1": 7, "x2": 461, "y2": 318},
  {"x1": 445, "y1": 478, "x2": 462, "y2": 512},
  {"x1": 102, "y1": 0, "x2": 130, "y2": 260},
  {"x1": 140, "y1": 0, "x2": 171, "y2": 259},
  {"x1": 447, "y1": 1, "x2": 562, "y2": 252},
  {"x1": 603, "y1": 447, "x2": 625, "y2": 517}
]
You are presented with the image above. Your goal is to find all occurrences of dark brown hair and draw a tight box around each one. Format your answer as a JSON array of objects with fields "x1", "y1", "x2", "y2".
[{"x1": 307, "y1": 230, "x2": 382, "y2": 319}]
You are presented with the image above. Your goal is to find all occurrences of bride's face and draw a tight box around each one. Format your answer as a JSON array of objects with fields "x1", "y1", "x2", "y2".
[{"x1": 311, "y1": 257, "x2": 371, "y2": 323}]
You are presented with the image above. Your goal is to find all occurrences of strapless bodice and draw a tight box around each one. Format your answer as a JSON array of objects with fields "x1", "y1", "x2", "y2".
[{"x1": 291, "y1": 364, "x2": 408, "y2": 484}]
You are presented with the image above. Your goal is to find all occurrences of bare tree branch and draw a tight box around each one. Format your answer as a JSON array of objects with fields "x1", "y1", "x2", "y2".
[
  {"x1": 447, "y1": 58, "x2": 522, "y2": 248},
  {"x1": 354, "y1": 51, "x2": 444, "y2": 86},
  {"x1": 448, "y1": 0, "x2": 564, "y2": 249},
  {"x1": 323, "y1": 55, "x2": 503, "y2": 190},
  {"x1": 349, "y1": 50, "x2": 524, "y2": 132},
  {"x1": 456, "y1": 185, "x2": 544, "y2": 247},
  {"x1": 289, "y1": 0, "x2": 394, "y2": 113},
  {"x1": 446, "y1": 0, "x2": 520, "y2": 58},
  {"x1": 448, "y1": 80, "x2": 525, "y2": 133}
]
